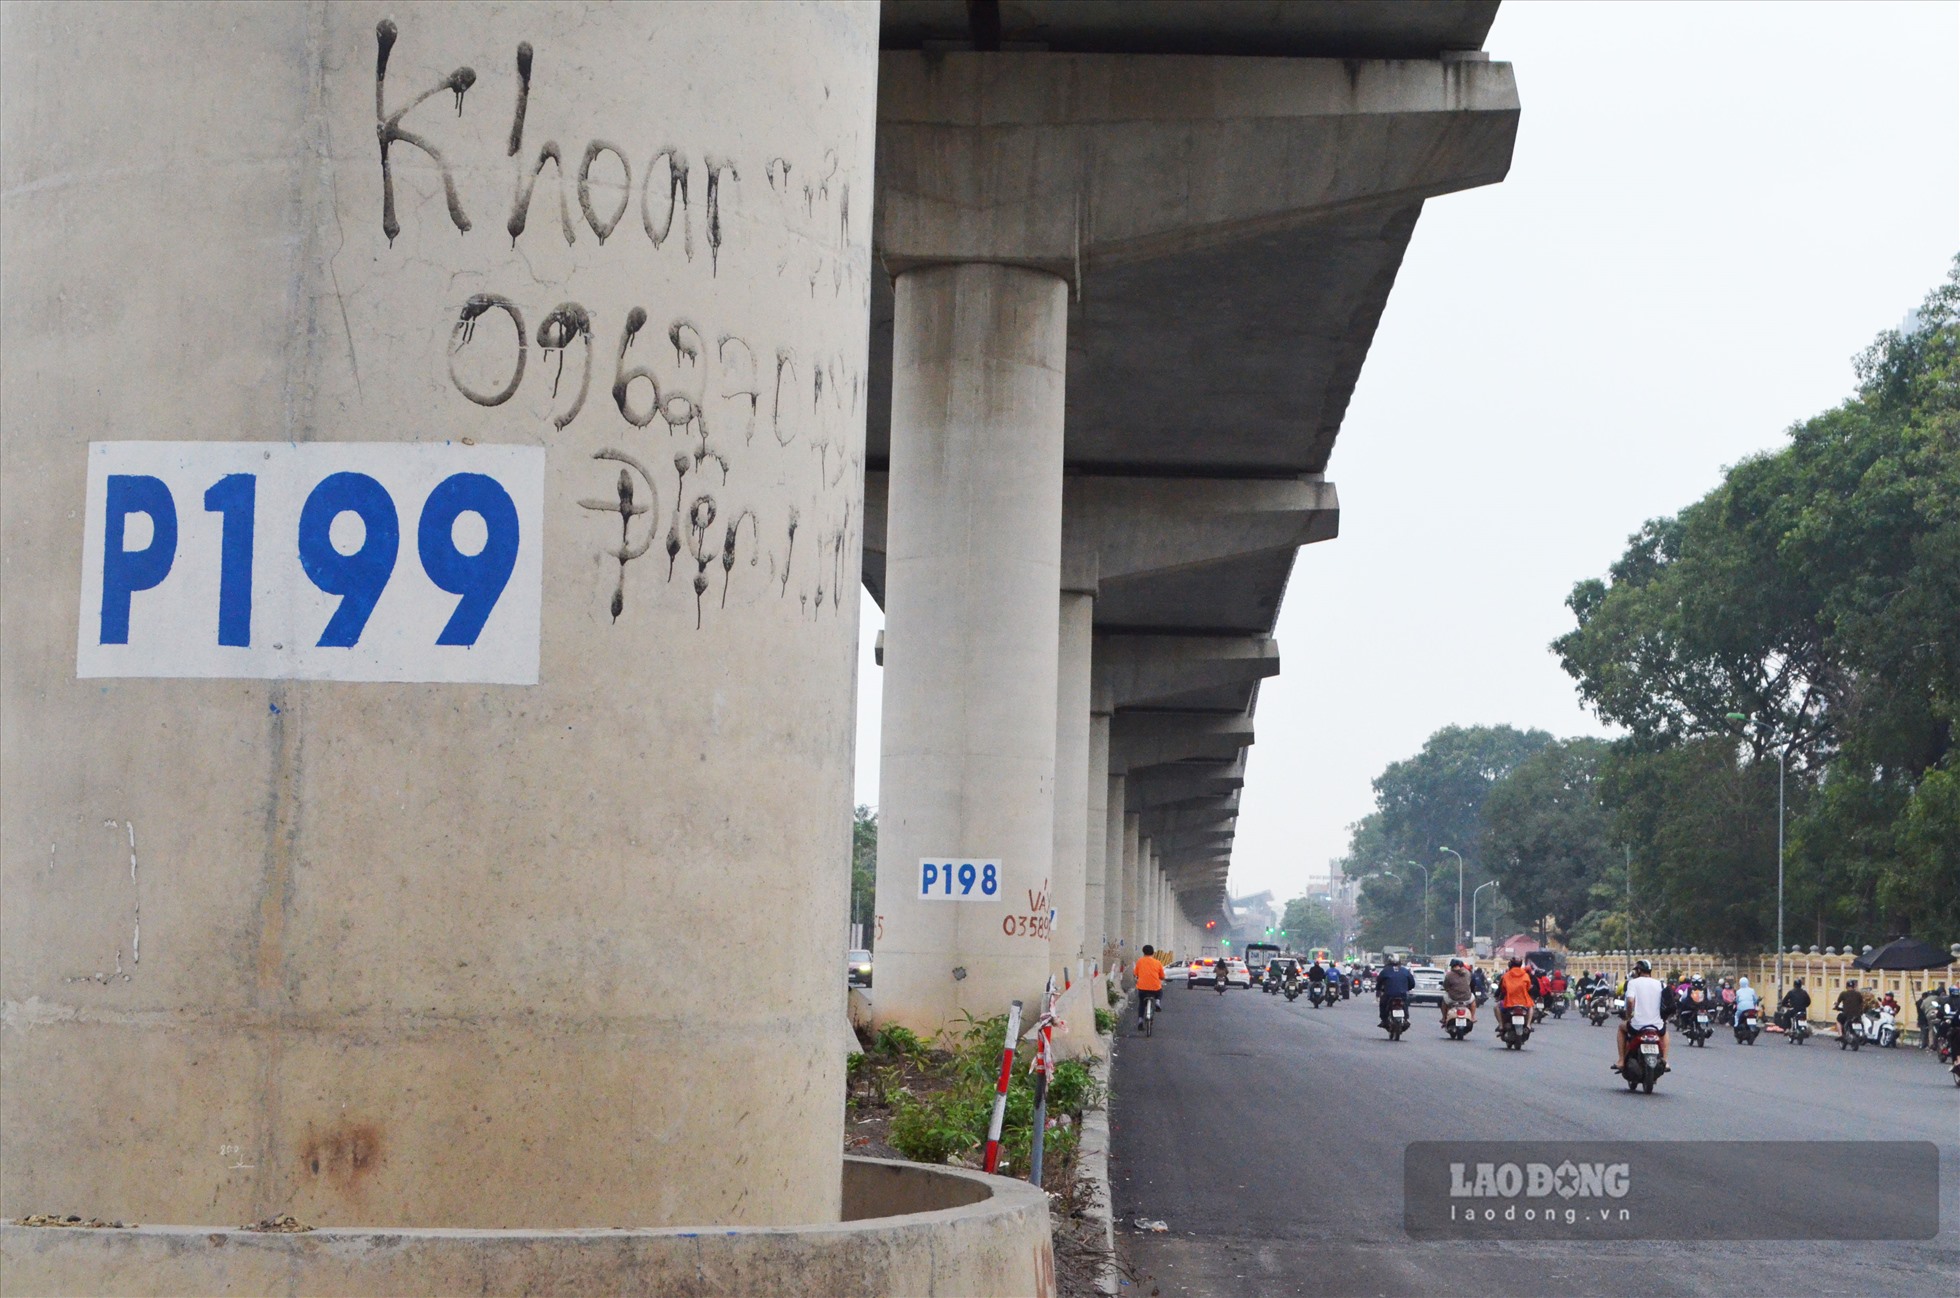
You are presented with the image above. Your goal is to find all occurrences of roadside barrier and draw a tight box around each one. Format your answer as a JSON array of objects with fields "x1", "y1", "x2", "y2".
[{"x1": 982, "y1": 1000, "x2": 1023, "y2": 1174}]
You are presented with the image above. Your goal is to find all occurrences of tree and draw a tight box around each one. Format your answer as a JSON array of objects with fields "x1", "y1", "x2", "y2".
[
  {"x1": 1347, "y1": 724, "x2": 1553, "y2": 951},
  {"x1": 1554, "y1": 260, "x2": 1960, "y2": 950},
  {"x1": 1279, "y1": 896, "x2": 1337, "y2": 950},
  {"x1": 850, "y1": 805, "x2": 877, "y2": 943},
  {"x1": 1480, "y1": 738, "x2": 1616, "y2": 941}
]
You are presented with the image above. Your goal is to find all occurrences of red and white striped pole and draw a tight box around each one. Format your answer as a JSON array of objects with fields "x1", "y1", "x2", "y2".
[{"x1": 982, "y1": 999, "x2": 1023, "y2": 1174}]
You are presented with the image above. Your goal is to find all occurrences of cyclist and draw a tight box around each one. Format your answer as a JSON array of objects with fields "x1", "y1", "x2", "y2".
[{"x1": 1132, "y1": 944, "x2": 1166, "y2": 1029}]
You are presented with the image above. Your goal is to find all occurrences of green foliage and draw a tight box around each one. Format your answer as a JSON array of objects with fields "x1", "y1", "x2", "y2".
[
  {"x1": 1279, "y1": 896, "x2": 1338, "y2": 949},
  {"x1": 1348, "y1": 724, "x2": 1552, "y2": 949},
  {"x1": 850, "y1": 805, "x2": 878, "y2": 942},
  {"x1": 1107, "y1": 984, "x2": 1121, "y2": 1008},
  {"x1": 1480, "y1": 737, "x2": 1616, "y2": 938},
  {"x1": 1094, "y1": 1007, "x2": 1117, "y2": 1035},
  {"x1": 872, "y1": 1023, "x2": 930, "y2": 1064},
  {"x1": 867, "y1": 1012, "x2": 1100, "y2": 1177},
  {"x1": 1553, "y1": 260, "x2": 1960, "y2": 951}
]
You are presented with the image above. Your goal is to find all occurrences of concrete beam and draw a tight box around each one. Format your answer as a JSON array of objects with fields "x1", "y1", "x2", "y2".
[
  {"x1": 1109, "y1": 711, "x2": 1253, "y2": 773},
  {"x1": 876, "y1": 51, "x2": 1518, "y2": 273},
  {"x1": 1096, "y1": 635, "x2": 1279, "y2": 711}
]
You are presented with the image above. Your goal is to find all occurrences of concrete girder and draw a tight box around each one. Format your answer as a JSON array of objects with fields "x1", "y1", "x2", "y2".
[
  {"x1": 875, "y1": 52, "x2": 1519, "y2": 275},
  {"x1": 1070, "y1": 477, "x2": 1337, "y2": 587},
  {"x1": 1126, "y1": 759, "x2": 1245, "y2": 809},
  {"x1": 1095, "y1": 635, "x2": 1279, "y2": 712},
  {"x1": 1138, "y1": 808, "x2": 1238, "y2": 837},
  {"x1": 1109, "y1": 711, "x2": 1253, "y2": 773}
]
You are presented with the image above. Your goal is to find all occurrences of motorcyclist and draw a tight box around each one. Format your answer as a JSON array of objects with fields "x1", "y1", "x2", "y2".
[
  {"x1": 1678, "y1": 975, "x2": 1712, "y2": 1035},
  {"x1": 1776, "y1": 979, "x2": 1811, "y2": 1031},
  {"x1": 1614, "y1": 958, "x2": 1669, "y2": 1073},
  {"x1": 1214, "y1": 956, "x2": 1231, "y2": 991},
  {"x1": 1440, "y1": 957, "x2": 1476, "y2": 1026},
  {"x1": 1835, "y1": 980, "x2": 1867, "y2": 1047},
  {"x1": 1734, "y1": 975, "x2": 1760, "y2": 1022},
  {"x1": 1916, "y1": 985, "x2": 1945, "y2": 1050},
  {"x1": 1376, "y1": 951, "x2": 1416, "y2": 1026},
  {"x1": 1498, "y1": 957, "x2": 1536, "y2": 1033},
  {"x1": 1306, "y1": 959, "x2": 1327, "y2": 996},
  {"x1": 1469, "y1": 964, "x2": 1490, "y2": 1005}
]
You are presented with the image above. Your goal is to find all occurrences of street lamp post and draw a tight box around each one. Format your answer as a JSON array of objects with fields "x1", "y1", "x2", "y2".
[
  {"x1": 1440, "y1": 846, "x2": 1466, "y2": 954},
  {"x1": 1728, "y1": 712, "x2": 1788, "y2": 1001},
  {"x1": 1472, "y1": 880, "x2": 1497, "y2": 955},
  {"x1": 1406, "y1": 861, "x2": 1432, "y2": 956}
]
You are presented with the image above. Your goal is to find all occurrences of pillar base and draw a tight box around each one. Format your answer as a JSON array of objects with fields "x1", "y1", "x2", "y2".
[{"x1": 0, "y1": 1159, "x2": 1050, "y2": 1298}]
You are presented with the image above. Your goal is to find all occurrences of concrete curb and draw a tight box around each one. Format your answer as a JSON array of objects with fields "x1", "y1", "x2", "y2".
[{"x1": 1078, "y1": 985, "x2": 1128, "y2": 1296}]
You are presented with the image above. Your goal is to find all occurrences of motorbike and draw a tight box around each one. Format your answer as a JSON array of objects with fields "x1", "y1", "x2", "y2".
[
  {"x1": 1862, "y1": 1005, "x2": 1899, "y2": 1048},
  {"x1": 1283, "y1": 976, "x2": 1301, "y2": 1003},
  {"x1": 1619, "y1": 1024, "x2": 1667, "y2": 1093},
  {"x1": 1840, "y1": 1013, "x2": 1865, "y2": 1050},
  {"x1": 1547, "y1": 993, "x2": 1569, "y2": 1020},
  {"x1": 1586, "y1": 994, "x2": 1612, "y2": 1027},
  {"x1": 1678, "y1": 1004, "x2": 1713, "y2": 1048},
  {"x1": 1782, "y1": 1009, "x2": 1812, "y2": 1045},
  {"x1": 1308, "y1": 980, "x2": 1326, "y2": 1007},
  {"x1": 1499, "y1": 1004, "x2": 1533, "y2": 1050},
  {"x1": 1733, "y1": 1006, "x2": 1762, "y2": 1045},
  {"x1": 1214, "y1": 973, "x2": 1229, "y2": 997},
  {"x1": 1382, "y1": 996, "x2": 1410, "y2": 1042},
  {"x1": 1443, "y1": 1002, "x2": 1475, "y2": 1040}
]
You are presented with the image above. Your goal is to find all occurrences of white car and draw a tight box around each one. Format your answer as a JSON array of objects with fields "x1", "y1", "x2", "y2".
[{"x1": 1406, "y1": 965, "x2": 1447, "y2": 1006}]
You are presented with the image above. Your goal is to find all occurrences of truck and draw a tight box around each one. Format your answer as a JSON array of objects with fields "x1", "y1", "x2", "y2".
[{"x1": 1243, "y1": 942, "x2": 1282, "y2": 986}]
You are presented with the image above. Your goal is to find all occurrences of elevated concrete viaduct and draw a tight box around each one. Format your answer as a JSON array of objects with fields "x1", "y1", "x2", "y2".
[{"x1": 866, "y1": 1, "x2": 1518, "y2": 1030}]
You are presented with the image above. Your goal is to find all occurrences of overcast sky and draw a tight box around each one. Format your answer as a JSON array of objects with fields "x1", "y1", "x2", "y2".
[{"x1": 854, "y1": 0, "x2": 1959, "y2": 904}]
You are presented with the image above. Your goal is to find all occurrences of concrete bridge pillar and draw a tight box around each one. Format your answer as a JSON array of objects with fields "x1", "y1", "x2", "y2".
[
  {"x1": 1103, "y1": 773, "x2": 1125, "y2": 967},
  {"x1": 1051, "y1": 590, "x2": 1095, "y2": 980},
  {"x1": 871, "y1": 262, "x2": 1068, "y2": 1029},
  {"x1": 1085, "y1": 708, "x2": 1113, "y2": 971},
  {"x1": 1, "y1": 1, "x2": 876, "y2": 1232}
]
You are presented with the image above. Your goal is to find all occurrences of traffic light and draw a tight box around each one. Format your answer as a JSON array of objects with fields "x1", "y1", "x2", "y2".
[{"x1": 1206, "y1": 920, "x2": 1216, "y2": 930}]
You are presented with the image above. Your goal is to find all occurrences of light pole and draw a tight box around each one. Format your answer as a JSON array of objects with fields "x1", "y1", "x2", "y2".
[
  {"x1": 1472, "y1": 880, "x2": 1497, "y2": 955},
  {"x1": 1406, "y1": 861, "x2": 1432, "y2": 956},
  {"x1": 1728, "y1": 712, "x2": 1788, "y2": 1001},
  {"x1": 1372, "y1": 867, "x2": 1411, "y2": 952},
  {"x1": 1439, "y1": 846, "x2": 1466, "y2": 954}
]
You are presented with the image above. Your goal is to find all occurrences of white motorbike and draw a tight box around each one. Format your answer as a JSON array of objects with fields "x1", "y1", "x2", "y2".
[{"x1": 1862, "y1": 1004, "x2": 1900, "y2": 1048}]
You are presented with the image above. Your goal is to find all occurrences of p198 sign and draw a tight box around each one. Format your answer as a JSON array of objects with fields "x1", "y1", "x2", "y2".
[
  {"x1": 76, "y1": 442, "x2": 544, "y2": 683},
  {"x1": 918, "y1": 858, "x2": 1001, "y2": 901}
]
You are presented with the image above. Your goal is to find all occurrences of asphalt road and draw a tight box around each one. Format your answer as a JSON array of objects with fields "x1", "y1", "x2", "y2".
[{"x1": 1110, "y1": 984, "x2": 1960, "y2": 1298}]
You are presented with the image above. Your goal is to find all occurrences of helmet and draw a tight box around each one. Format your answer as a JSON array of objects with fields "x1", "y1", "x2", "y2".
[
  {"x1": 1634, "y1": 959, "x2": 1653, "y2": 974},
  {"x1": 1384, "y1": 952, "x2": 1400, "y2": 965},
  {"x1": 1449, "y1": 958, "x2": 1464, "y2": 969},
  {"x1": 1691, "y1": 974, "x2": 1706, "y2": 987}
]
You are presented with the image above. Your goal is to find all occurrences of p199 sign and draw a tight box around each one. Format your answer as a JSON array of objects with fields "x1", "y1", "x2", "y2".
[
  {"x1": 918, "y1": 858, "x2": 1002, "y2": 902},
  {"x1": 77, "y1": 442, "x2": 544, "y2": 683}
]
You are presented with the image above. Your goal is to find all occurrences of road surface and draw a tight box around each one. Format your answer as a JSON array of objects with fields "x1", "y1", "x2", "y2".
[{"x1": 1110, "y1": 984, "x2": 1958, "y2": 1297}]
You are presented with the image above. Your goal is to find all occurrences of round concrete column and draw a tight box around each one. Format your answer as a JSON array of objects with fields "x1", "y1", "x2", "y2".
[
  {"x1": 1122, "y1": 814, "x2": 1142, "y2": 954},
  {"x1": 1, "y1": 2, "x2": 875, "y2": 1230},
  {"x1": 1084, "y1": 717, "x2": 1111, "y2": 968},
  {"x1": 873, "y1": 263, "x2": 1068, "y2": 1030},
  {"x1": 1051, "y1": 593, "x2": 1094, "y2": 978},
  {"x1": 1103, "y1": 775, "x2": 1125, "y2": 964}
]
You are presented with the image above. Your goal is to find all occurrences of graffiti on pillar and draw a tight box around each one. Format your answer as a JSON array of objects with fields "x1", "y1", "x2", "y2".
[
  {"x1": 1004, "y1": 879, "x2": 1055, "y2": 940},
  {"x1": 373, "y1": 18, "x2": 867, "y2": 630}
]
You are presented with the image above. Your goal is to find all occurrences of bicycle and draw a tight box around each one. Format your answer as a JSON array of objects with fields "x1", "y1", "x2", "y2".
[{"x1": 1140, "y1": 992, "x2": 1157, "y2": 1036}]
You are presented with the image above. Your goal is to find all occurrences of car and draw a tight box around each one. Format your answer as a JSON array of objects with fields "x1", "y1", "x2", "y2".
[
  {"x1": 1184, "y1": 957, "x2": 1217, "y2": 989},
  {"x1": 1406, "y1": 964, "x2": 1447, "y2": 1006},
  {"x1": 1219, "y1": 958, "x2": 1251, "y2": 989},
  {"x1": 846, "y1": 948, "x2": 872, "y2": 987}
]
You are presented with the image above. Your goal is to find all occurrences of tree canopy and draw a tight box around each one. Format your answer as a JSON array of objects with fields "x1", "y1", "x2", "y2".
[{"x1": 1553, "y1": 260, "x2": 1960, "y2": 952}]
